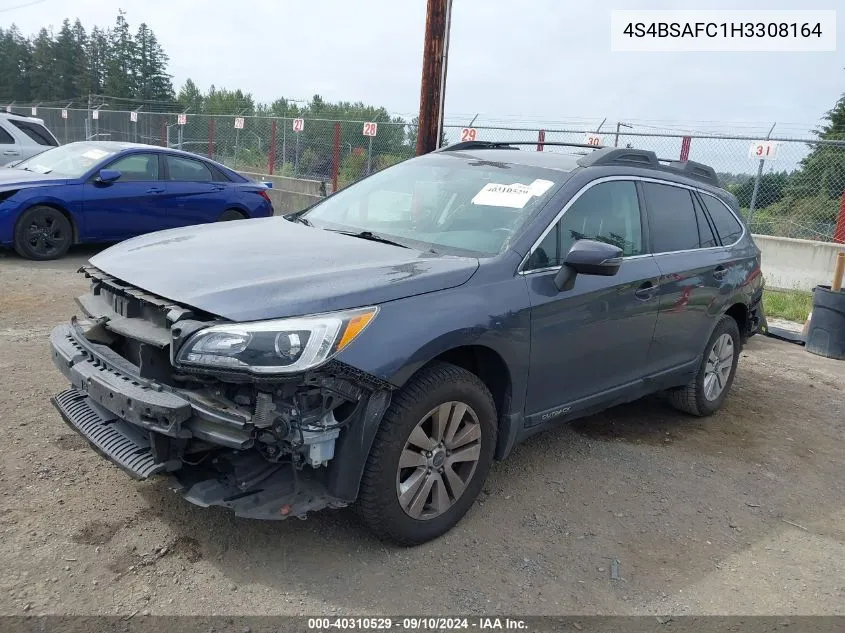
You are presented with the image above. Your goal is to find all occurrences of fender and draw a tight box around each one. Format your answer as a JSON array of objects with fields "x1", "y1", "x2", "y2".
[{"x1": 326, "y1": 256, "x2": 532, "y2": 500}]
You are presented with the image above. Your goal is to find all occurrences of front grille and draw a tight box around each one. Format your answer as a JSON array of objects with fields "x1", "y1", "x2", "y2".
[
  {"x1": 52, "y1": 389, "x2": 165, "y2": 480},
  {"x1": 78, "y1": 266, "x2": 212, "y2": 376}
]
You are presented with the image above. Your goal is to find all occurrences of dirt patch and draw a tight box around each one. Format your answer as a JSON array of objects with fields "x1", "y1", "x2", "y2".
[
  {"x1": 1, "y1": 249, "x2": 844, "y2": 616},
  {"x1": 72, "y1": 519, "x2": 124, "y2": 546}
]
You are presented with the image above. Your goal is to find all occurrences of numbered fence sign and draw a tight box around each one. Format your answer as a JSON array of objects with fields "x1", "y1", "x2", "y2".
[
  {"x1": 292, "y1": 118, "x2": 305, "y2": 132},
  {"x1": 584, "y1": 133, "x2": 603, "y2": 147},
  {"x1": 130, "y1": 111, "x2": 138, "y2": 122},
  {"x1": 92, "y1": 109, "x2": 99, "y2": 120},
  {"x1": 234, "y1": 117, "x2": 245, "y2": 129},
  {"x1": 460, "y1": 128, "x2": 477, "y2": 142},
  {"x1": 749, "y1": 141, "x2": 778, "y2": 160},
  {"x1": 31, "y1": 107, "x2": 37, "y2": 115},
  {"x1": 61, "y1": 109, "x2": 68, "y2": 120},
  {"x1": 177, "y1": 114, "x2": 187, "y2": 125},
  {"x1": 363, "y1": 122, "x2": 378, "y2": 137}
]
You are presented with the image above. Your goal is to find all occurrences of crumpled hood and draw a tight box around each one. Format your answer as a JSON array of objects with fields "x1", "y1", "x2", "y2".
[{"x1": 90, "y1": 217, "x2": 479, "y2": 321}]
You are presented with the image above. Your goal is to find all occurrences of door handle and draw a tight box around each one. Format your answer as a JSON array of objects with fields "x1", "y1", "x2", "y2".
[
  {"x1": 146, "y1": 186, "x2": 164, "y2": 194},
  {"x1": 2, "y1": 150, "x2": 20, "y2": 155},
  {"x1": 634, "y1": 280, "x2": 658, "y2": 301},
  {"x1": 713, "y1": 265, "x2": 729, "y2": 280}
]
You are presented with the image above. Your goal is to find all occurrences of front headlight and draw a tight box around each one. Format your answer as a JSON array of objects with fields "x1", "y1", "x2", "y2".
[{"x1": 175, "y1": 307, "x2": 377, "y2": 374}]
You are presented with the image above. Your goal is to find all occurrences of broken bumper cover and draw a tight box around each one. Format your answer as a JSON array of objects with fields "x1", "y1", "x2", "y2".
[{"x1": 49, "y1": 322, "x2": 344, "y2": 519}]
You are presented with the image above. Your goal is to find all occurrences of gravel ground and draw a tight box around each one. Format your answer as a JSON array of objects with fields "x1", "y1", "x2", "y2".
[{"x1": 1, "y1": 245, "x2": 844, "y2": 616}]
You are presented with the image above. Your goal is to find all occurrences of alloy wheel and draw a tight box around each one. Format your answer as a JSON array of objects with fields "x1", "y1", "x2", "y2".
[
  {"x1": 396, "y1": 401, "x2": 482, "y2": 520},
  {"x1": 27, "y1": 212, "x2": 68, "y2": 257},
  {"x1": 703, "y1": 333, "x2": 735, "y2": 401}
]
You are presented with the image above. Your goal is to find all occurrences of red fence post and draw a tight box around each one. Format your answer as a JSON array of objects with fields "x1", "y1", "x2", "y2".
[
  {"x1": 833, "y1": 190, "x2": 845, "y2": 244},
  {"x1": 331, "y1": 122, "x2": 341, "y2": 192},
  {"x1": 208, "y1": 118, "x2": 215, "y2": 159},
  {"x1": 268, "y1": 120, "x2": 277, "y2": 175},
  {"x1": 536, "y1": 129, "x2": 545, "y2": 152},
  {"x1": 160, "y1": 118, "x2": 166, "y2": 147},
  {"x1": 680, "y1": 135, "x2": 692, "y2": 161}
]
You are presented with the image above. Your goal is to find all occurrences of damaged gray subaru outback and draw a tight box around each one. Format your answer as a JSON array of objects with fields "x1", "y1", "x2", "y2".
[{"x1": 50, "y1": 142, "x2": 764, "y2": 544}]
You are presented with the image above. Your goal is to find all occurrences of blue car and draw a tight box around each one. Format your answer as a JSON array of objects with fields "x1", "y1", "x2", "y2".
[{"x1": 0, "y1": 141, "x2": 274, "y2": 260}]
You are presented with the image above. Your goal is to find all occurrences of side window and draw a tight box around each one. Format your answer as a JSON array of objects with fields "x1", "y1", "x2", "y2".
[
  {"x1": 0, "y1": 125, "x2": 14, "y2": 144},
  {"x1": 526, "y1": 224, "x2": 560, "y2": 269},
  {"x1": 9, "y1": 120, "x2": 58, "y2": 146},
  {"x1": 642, "y1": 182, "x2": 700, "y2": 253},
  {"x1": 107, "y1": 154, "x2": 159, "y2": 182},
  {"x1": 701, "y1": 194, "x2": 744, "y2": 245},
  {"x1": 525, "y1": 180, "x2": 643, "y2": 271},
  {"x1": 166, "y1": 156, "x2": 213, "y2": 182},
  {"x1": 693, "y1": 194, "x2": 719, "y2": 248}
]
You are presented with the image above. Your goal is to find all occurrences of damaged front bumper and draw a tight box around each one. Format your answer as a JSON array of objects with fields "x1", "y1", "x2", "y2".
[{"x1": 49, "y1": 320, "x2": 388, "y2": 520}]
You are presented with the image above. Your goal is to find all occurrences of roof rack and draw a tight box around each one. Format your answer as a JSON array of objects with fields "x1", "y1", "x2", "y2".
[
  {"x1": 439, "y1": 141, "x2": 721, "y2": 187},
  {"x1": 576, "y1": 147, "x2": 719, "y2": 187},
  {"x1": 439, "y1": 140, "x2": 604, "y2": 152}
]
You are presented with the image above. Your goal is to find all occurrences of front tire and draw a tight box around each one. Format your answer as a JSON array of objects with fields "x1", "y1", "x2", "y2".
[
  {"x1": 13, "y1": 206, "x2": 73, "y2": 260},
  {"x1": 669, "y1": 315, "x2": 741, "y2": 416},
  {"x1": 358, "y1": 362, "x2": 497, "y2": 545},
  {"x1": 218, "y1": 209, "x2": 246, "y2": 221}
]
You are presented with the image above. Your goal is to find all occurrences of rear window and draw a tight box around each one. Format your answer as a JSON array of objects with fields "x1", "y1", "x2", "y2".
[
  {"x1": 166, "y1": 155, "x2": 213, "y2": 182},
  {"x1": 0, "y1": 126, "x2": 14, "y2": 144},
  {"x1": 701, "y1": 194, "x2": 744, "y2": 245},
  {"x1": 642, "y1": 182, "x2": 700, "y2": 253},
  {"x1": 9, "y1": 120, "x2": 58, "y2": 146}
]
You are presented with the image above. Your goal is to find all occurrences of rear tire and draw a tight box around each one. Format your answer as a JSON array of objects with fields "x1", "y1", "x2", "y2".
[
  {"x1": 357, "y1": 362, "x2": 497, "y2": 545},
  {"x1": 669, "y1": 315, "x2": 740, "y2": 416},
  {"x1": 13, "y1": 206, "x2": 73, "y2": 260},
  {"x1": 218, "y1": 209, "x2": 246, "y2": 221}
]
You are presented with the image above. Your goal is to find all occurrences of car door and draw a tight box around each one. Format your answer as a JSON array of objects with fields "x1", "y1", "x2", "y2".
[
  {"x1": 0, "y1": 123, "x2": 22, "y2": 165},
  {"x1": 163, "y1": 154, "x2": 228, "y2": 227},
  {"x1": 641, "y1": 180, "x2": 737, "y2": 374},
  {"x1": 523, "y1": 178, "x2": 662, "y2": 425},
  {"x1": 82, "y1": 152, "x2": 167, "y2": 241},
  {"x1": 6, "y1": 118, "x2": 59, "y2": 161}
]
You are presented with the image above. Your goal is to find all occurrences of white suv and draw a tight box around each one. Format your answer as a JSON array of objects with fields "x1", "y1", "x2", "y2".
[{"x1": 0, "y1": 113, "x2": 60, "y2": 166}]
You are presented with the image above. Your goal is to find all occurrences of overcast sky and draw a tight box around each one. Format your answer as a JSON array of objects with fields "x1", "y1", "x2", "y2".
[{"x1": 3, "y1": 0, "x2": 843, "y2": 136}]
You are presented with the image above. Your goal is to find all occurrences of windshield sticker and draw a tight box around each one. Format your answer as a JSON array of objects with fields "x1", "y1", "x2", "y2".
[
  {"x1": 529, "y1": 179, "x2": 555, "y2": 196},
  {"x1": 472, "y1": 183, "x2": 534, "y2": 209},
  {"x1": 82, "y1": 149, "x2": 109, "y2": 160}
]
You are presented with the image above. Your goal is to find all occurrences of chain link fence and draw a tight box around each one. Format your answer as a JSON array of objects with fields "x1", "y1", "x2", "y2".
[
  {"x1": 7, "y1": 105, "x2": 844, "y2": 243},
  {"x1": 443, "y1": 124, "x2": 845, "y2": 243}
]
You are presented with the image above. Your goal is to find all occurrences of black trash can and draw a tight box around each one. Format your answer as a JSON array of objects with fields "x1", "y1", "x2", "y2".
[{"x1": 805, "y1": 285, "x2": 845, "y2": 360}]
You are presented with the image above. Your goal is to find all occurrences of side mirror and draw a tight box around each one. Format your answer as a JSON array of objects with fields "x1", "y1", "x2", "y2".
[
  {"x1": 96, "y1": 168, "x2": 121, "y2": 184},
  {"x1": 553, "y1": 239, "x2": 624, "y2": 291}
]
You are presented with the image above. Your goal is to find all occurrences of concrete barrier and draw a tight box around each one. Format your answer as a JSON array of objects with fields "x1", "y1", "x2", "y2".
[
  {"x1": 240, "y1": 171, "x2": 332, "y2": 216},
  {"x1": 753, "y1": 234, "x2": 845, "y2": 291}
]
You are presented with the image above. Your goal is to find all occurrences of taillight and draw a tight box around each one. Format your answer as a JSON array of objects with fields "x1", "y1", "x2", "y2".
[{"x1": 258, "y1": 190, "x2": 272, "y2": 203}]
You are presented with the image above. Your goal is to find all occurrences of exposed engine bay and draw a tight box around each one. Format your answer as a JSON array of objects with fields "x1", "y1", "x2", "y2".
[{"x1": 49, "y1": 266, "x2": 392, "y2": 520}]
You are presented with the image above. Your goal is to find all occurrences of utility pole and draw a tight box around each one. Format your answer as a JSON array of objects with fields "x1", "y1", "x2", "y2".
[{"x1": 416, "y1": 0, "x2": 452, "y2": 155}]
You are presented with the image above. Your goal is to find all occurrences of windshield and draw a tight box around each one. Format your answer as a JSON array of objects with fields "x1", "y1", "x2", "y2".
[
  {"x1": 14, "y1": 143, "x2": 120, "y2": 177},
  {"x1": 303, "y1": 153, "x2": 566, "y2": 256}
]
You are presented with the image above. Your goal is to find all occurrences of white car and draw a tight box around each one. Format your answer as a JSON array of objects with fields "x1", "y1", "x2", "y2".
[{"x1": 0, "y1": 113, "x2": 60, "y2": 166}]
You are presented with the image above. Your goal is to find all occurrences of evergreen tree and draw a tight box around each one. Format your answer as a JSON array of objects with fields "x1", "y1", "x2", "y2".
[
  {"x1": 29, "y1": 28, "x2": 56, "y2": 101},
  {"x1": 0, "y1": 26, "x2": 32, "y2": 100},
  {"x1": 135, "y1": 23, "x2": 173, "y2": 101},
  {"x1": 54, "y1": 19, "x2": 88, "y2": 99},
  {"x1": 86, "y1": 26, "x2": 109, "y2": 96},
  {"x1": 103, "y1": 10, "x2": 136, "y2": 98},
  {"x1": 177, "y1": 78, "x2": 203, "y2": 113},
  {"x1": 787, "y1": 92, "x2": 845, "y2": 200}
]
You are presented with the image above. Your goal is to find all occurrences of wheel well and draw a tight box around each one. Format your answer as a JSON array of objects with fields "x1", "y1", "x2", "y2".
[
  {"x1": 725, "y1": 302, "x2": 748, "y2": 340},
  {"x1": 431, "y1": 345, "x2": 512, "y2": 424},
  {"x1": 222, "y1": 207, "x2": 247, "y2": 219},
  {"x1": 18, "y1": 203, "x2": 78, "y2": 243}
]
